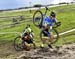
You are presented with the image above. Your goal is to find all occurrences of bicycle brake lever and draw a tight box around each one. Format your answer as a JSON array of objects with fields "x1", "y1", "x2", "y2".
[
  {"x1": 54, "y1": 22, "x2": 61, "y2": 28},
  {"x1": 56, "y1": 22, "x2": 61, "y2": 26},
  {"x1": 46, "y1": 7, "x2": 50, "y2": 11},
  {"x1": 45, "y1": 7, "x2": 48, "y2": 10}
]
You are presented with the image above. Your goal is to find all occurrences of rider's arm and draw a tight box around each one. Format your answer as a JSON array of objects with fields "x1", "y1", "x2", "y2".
[
  {"x1": 48, "y1": 23, "x2": 53, "y2": 32},
  {"x1": 43, "y1": 17, "x2": 49, "y2": 26},
  {"x1": 31, "y1": 31, "x2": 34, "y2": 37},
  {"x1": 53, "y1": 18, "x2": 58, "y2": 24},
  {"x1": 50, "y1": 26, "x2": 52, "y2": 32},
  {"x1": 54, "y1": 18, "x2": 61, "y2": 27},
  {"x1": 21, "y1": 29, "x2": 26, "y2": 37},
  {"x1": 55, "y1": 18, "x2": 58, "y2": 22}
]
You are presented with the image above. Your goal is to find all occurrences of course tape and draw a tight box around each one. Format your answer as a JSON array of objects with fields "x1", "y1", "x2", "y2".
[
  {"x1": 54, "y1": 29, "x2": 75, "y2": 37},
  {"x1": 0, "y1": 29, "x2": 75, "y2": 36},
  {"x1": 0, "y1": 32, "x2": 20, "y2": 34}
]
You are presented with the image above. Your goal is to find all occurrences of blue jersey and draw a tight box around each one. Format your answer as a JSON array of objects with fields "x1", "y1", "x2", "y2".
[{"x1": 43, "y1": 16, "x2": 56, "y2": 26}]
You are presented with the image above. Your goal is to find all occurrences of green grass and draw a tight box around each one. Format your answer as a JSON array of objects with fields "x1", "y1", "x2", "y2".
[
  {"x1": 0, "y1": 4, "x2": 75, "y2": 46},
  {"x1": 0, "y1": 10, "x2": 33, "y2": 17}
]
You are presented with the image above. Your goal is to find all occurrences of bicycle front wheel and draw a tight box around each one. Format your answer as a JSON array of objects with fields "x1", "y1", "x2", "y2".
[
  {"x1": 40, "y1": 28, "x2": 59, "y2": 44},
  {"x1": 33, "y1": 10, "x2": 43, "y2": 27},
  {"x1": 14, "y1": 36, "x2": 25, "y2": 51}
]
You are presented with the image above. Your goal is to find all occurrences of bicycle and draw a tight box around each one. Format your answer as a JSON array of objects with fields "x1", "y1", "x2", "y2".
[
  {"x1": 14, "y1": 26, "x2": 36, "y2": 51},
  {"x1": 33, "y1": 6, "x2": 61, "y2": 44}
]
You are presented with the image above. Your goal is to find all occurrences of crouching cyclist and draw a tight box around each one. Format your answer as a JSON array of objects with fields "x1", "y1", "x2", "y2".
[{"x1": 21, "y1": 24, "x2": 36, "y2": 50}]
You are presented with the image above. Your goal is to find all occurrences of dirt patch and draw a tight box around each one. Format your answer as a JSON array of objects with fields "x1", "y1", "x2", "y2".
[
  {"x1": 0, "y1": 41, "x2": 22, "y2": 59},
  {"x1": 16, "y1": 43, "x2": 75, "y2": 59},
  {"x1": 0, "y1": 42, "x2": 75, "y2": 59}
]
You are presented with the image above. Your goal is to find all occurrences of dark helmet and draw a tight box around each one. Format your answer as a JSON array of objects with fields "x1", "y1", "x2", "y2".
[
  {"x1": 50, "y1": 11, "x2": 56, "y2": 17},
  {"x1": 27, "y1": 24, "x2": 30, "y2": 27},
  {"x1": 26, "y1": 24, "x2": 30, "y2": 28}
]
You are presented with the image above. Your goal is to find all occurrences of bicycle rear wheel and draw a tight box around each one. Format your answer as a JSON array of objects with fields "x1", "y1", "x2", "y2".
[
  {"x1": 40, "y1": 28, "x2": 59, "y2": 44},
  {"x1": 14, "y1": 36, "x2": 25, "y2": 51},
  {"x1": 33, "y1": 10, "x2": 43, "y2": 27}
]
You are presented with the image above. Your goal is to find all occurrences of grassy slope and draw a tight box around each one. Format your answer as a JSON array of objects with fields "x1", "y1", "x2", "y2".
[{"x1": 0, "y1": 4, "x2": 75, "y2": 46}]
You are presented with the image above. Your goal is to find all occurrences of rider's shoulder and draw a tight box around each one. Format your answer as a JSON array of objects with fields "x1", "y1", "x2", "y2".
[
  {"x1": 45, "y1": 16, "x2": 51, "y2": 21},
  {"x1": 45, "y1": 16, "x2": 50, "y2": 20},
  {"x1": 45, "y1": 16, "x2": 49, "y2": 19}
]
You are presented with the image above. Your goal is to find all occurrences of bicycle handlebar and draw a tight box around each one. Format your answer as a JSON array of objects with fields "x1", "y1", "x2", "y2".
[
  {"x1": 53, "y1": 22, "x2": 61, "y2": 28},
  {"x1": 45, "y1": 7, "x2": 50, "y2": 11},
  {"x1": 44, "y1": 7, "x2": 50, "y2": 16}
]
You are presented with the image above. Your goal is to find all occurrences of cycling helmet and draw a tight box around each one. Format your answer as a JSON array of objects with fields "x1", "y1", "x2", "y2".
[
  {"x1": 50, "y1": 11, "x2": 56, "y2": 17},
  {"x1": 27, "y1": 24, "x2": 30, "y2": 27},
  {"x1": 26, "y1": 24, "x2": 30, "y2": 28},
  {"x1": 25, "y1": 24, "x2": 32, "y2": 33}
]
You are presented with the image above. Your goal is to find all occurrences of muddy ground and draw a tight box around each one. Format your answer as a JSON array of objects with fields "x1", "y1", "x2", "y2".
[{"x1": 0, "y1": 42, "x2": 75, "y2": 59}]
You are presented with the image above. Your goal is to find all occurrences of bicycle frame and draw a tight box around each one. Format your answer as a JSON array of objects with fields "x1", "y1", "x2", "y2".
[
  {"x1": 43, "y1": 7, "x2": 50, "y2": 19},
  {"x1": 38, "y1": 7, "x2": 50, "y2": 28}
]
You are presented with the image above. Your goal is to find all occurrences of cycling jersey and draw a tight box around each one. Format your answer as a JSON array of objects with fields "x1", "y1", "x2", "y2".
[
  {"x1": 21, "y1": 27, "x2": 34, "y2": 38},
  {"x1": 42, "y1": 16, "x2": 57, "y2": 37},
  {"x1": 21, "y1": 27, "x2": 34, "y2": 44},
  {"x1": 43, "y1": 16, "x2": 56, "y2": 27}
]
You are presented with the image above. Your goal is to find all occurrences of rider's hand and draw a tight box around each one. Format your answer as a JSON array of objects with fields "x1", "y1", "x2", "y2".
[{"x1": 56, "y1": 22, "x2": 61, "y2": 26}]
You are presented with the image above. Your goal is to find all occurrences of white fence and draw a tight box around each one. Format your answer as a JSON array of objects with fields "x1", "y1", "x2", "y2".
[
  {"x1": 59, "y1": 29, "x2": 75, "y2": 36},
  {"x1": 0, "y1": 29, "x2": 75, "y2": 36},
  {"x1": 0, "y1": 32, "x2": 20, "y2": 34}
]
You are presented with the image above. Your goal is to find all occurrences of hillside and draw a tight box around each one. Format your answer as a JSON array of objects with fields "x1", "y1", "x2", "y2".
[{"x1": 0, "y1": 4, "x2": 75, "y2": 59}]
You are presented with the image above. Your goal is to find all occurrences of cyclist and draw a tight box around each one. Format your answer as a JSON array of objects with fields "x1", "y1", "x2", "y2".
[
  {"x1": 21, "y1": 24, "x2": 36, "y2": 50},
  {"x1": 41, "y1": 11, "x2": 58, "y2": 48}
]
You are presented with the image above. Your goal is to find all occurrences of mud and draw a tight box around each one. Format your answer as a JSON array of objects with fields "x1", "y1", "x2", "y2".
[
  {"x1": 0, "y1": 42, "x2": 75, "y2": 59},
  {"x1": 16, "y1": 43, "x2": 75, "y2": 59}
]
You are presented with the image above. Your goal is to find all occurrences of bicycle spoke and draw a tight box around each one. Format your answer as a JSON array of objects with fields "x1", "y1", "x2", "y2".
[
  {"x1": 14, "y1": 36, "x2": 24, "y2": 51},
  {"x1": 40, "y1": 29, "x2": 59, "y2": 44},
  {"x1": 33, "y1": 10, "x2": 43, "y2": 27}
]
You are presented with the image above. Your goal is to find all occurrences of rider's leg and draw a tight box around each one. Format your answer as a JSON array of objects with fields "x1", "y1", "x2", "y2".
[
  {"x1": 32, "y1": 40, "x2": 36, "y2": 49},
  {"x1": 29, "y1": 34, "x2": 36, "y2": 49},
  {"x1": 49, "y1": 32, "x2": 54, "y2": 43},
  {"x1": 30, "y1": 38, "x2": 36, "y2": 49},
  {"x1": 40, "y1": 30, "x2": 48, "y2": 48},
  {"x1": 41, "y1": 37, "x2": 48, "y2": 48},
  {"x1": 24, "y1": 42, "x2": 31, "y2": 50},
  {"x1": 47, "y1": 32, "x2": 53, "y2": 48},
  {"x1": 25, "y1": 42, "x2": 30, "y2": 47},
  {"x1": 23, "y1": 35, "x2": 31, "y2": 50}
]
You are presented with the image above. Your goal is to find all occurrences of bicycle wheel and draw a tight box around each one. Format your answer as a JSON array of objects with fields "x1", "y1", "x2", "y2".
[
  {"x1": 14, "y1": 36, "x2": 25, "y2": 51},
  {"x1": 33, "y1": 10, "x2": 43, "y2": 27},
  {"x1": 40, "y1": 28, "x2": 59, "y2": 44}
]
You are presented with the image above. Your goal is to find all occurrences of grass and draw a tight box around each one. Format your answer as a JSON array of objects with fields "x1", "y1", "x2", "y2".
[{"x1": 0, "y1": 4, "x2": 75, "y2": 46}]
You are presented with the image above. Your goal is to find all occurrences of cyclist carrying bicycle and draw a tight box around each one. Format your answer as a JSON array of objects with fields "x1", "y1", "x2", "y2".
[
  {"x1": 41, "y1": 11, "x2": 59, "y2": 48},
  {"x1": 21, "y1": 24, "x2": 36, "y2": 50}
]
